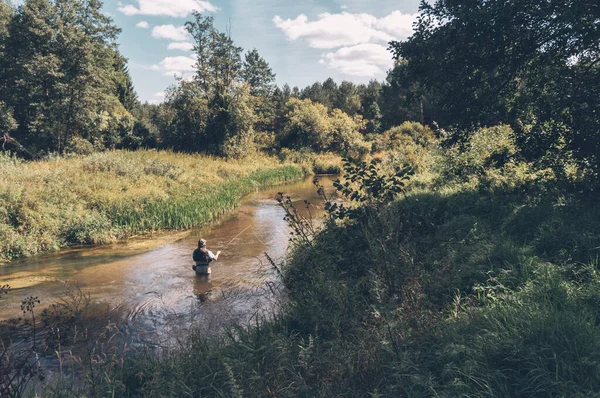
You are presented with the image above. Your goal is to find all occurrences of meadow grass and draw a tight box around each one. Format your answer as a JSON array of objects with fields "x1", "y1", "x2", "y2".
[{"x1": 0, "y1": 150, "x2": 304, "y2": 262}]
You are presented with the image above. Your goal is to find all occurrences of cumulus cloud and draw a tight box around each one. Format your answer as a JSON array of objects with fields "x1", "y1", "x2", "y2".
[
  {"x1": 274, "y1": 10, "x2": 416, "y2": 77},
  {"x1": 118, "y1": 0, "x2": 218, "y2": 17},
  {"x1": 136, "y1": 21, "x2": 149, "y2": 28},
  {"x1": 273, "y1": 11, "x2": 416, "y2": 49},
  {"x1": 374, "y1": 10, "x2": 416, "y2": 39},
  {"x1": 321, "y1": 43, "x2": 392, "y2": 77},
  {"x1": 152, "y1": 25, "x2": 191, "y2": 41},
  {"x1": 168, "y1": 42, "x2": 195, "y2": 51},
  {"x1": 151, "y1": 55, "x2": 196, "y2": 78}
]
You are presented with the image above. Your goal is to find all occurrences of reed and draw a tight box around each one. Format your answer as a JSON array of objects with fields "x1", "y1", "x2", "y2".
[{"x1": 0, "y1": 151, "x2": 304, "y2": 261}]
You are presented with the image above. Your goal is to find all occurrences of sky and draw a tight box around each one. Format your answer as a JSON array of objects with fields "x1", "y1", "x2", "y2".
[{"x1": 18, "y1": 0, "x2": 422, "y2": 103}]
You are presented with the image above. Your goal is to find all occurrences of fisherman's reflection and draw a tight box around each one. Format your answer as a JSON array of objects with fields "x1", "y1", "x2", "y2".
[{"x1": 193, "y1": 275, "x2": 215, "y2": 302}]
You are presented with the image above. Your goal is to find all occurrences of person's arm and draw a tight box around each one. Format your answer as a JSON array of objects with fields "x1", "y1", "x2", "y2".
[{"x1": 208, "y1": 250, "x2": 222, "y2": 261}]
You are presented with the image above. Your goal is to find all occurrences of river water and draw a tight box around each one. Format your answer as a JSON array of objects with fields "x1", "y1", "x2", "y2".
[{"x1": 0, "y1": 176, "x2": 334, "y2": 347}]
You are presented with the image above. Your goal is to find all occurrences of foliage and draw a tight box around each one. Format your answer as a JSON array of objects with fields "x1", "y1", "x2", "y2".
[
  {"x1": 0, "y1": 0, "x2": 134, "y2": 156},
  {"x1": 435, "y1": 124, "x2": 519, "y2": 184},
  {"x1": 328, "y1": 158, "x2": 414, "y2": 218},
  {"x1": 278, "y1": 98, "x2": 333, "y2": 151},
  {"x1": 277, "y1": 98, "x2": 369, "y2": 156},
  {"x1": 373, "y1": 121, "x2": 435, "y2": 172},
  {"x1": 390, "y1": 0, "x2": 600, "y2": 172}
]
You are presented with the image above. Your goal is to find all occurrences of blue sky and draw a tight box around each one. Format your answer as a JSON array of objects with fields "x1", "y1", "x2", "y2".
[{"x1": 19, "y1": 0, "x2": 422, "y2": 102}]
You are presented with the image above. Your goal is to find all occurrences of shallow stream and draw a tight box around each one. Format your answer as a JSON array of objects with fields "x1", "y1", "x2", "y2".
[{"x1": 0, "y1": 176, "x2": 334, "y2": 344}]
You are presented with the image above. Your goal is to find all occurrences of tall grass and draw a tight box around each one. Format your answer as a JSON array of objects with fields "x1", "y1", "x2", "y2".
[{"x1": 0, "y1": 151, "x2": 304, "y2": 261}]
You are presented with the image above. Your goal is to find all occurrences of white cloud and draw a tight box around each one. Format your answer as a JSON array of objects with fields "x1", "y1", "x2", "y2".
[
  {"x1": 136, "y1": 21, "x2": 149, "y2": 28},
  {"x1": 374, "y1": 10, "x2": 416, "y2": 39},
  {"x1": 151, "y1": 55, "x2": 196, "y2": 78},
  {"x1": 321, "y1": 43, "x2": 392, "y2": 77},
  {"x1": 168, "y1": 42, "x2": 194, "y2": 51},
  {"x1": 152, "y1": 25, "x2": 191, "y2": 41},
  {"x1": 341, "y1": 4, "x2": 348, "y2": 9},
  {"x1": 273, "y1": 11, "x2": 416, "y2": 49},
  {"x1": 118, "y1": 0, "x2": 218, "y2": 17},
  {"x1": 153, "y1": 92, "x2": 166, "y2": 98}
]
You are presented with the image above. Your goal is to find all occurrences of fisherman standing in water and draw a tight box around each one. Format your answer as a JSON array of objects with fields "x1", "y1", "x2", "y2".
[{"x1": 192, "y1": 239, "x2": 221, "y2": 275}]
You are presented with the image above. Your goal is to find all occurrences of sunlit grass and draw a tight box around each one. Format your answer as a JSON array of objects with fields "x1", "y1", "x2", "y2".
[{"x1": 0, "y1": 150, "x2": 304, "y2": 261}]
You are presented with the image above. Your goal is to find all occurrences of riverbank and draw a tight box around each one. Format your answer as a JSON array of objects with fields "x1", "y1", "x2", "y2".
[
  {"x1": 10, "y1": 125, "x2": 600, "y2": 396},
  {"x1": 0, "y1": 151, "x2": 304, "y2": 262}
]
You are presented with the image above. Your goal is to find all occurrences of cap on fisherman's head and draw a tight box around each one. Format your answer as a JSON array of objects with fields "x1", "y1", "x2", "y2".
[{"x1": 198, "y1": 239, "x2": 207, "y2": 247}]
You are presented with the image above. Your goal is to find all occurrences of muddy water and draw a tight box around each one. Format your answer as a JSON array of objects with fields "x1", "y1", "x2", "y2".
[{"x1": 0, "y1": 177, "x2": 334, "y2": 336}]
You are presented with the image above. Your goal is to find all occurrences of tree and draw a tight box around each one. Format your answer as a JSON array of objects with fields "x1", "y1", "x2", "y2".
[
  {"x1": 358, "y1": 80, "x2": 383, "y2": 134},
  {"x1": 114, "y1": 53, "x2": 138, "y2": 113},
  {"x1": 390, "y1": 0, "x2": 600, "y2": 170},
  {"x1": 186, "y1": 13, "x2": 243, "y2": 99},
  {"x1": 278, "y1": 98, "x2": 332, "y2": 151},
  {"x1": 380, "y1": 63, "x2": 432, "y2": 130},
  {"x1": 160, "y1": 13, "x2": 254, "y2": 155},
  {"x1": 241, "y1": 49, "x2": 276, "y2": 132},
  {"x1": 0, "y1": 0, "x2": 131, "y2": 155},
  {"x1": 335, "y1": 81, "x2": 361, "y2": 116},
  {"x1": 241, "y1": 49, "x2": 276, "y2": 97}
]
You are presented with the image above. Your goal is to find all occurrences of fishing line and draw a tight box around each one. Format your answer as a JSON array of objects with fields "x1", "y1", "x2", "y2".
[{"x1": 224, "y1": 225, "x2": 252, "y2": 248}]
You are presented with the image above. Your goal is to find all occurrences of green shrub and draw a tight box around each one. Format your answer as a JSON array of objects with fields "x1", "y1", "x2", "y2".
[
  {"x1": 278, "y1": 98, "x2": 333, "y2": 151},
  {"x1": 0, "y1": 151, "x2": 21, "y2": 166},
  {"x1": 65, "y1": 137, "x2": 99, "y2": 156},
  {"x1": 63, "y1": 212, "x2": 114, "y2": 245},
  {"x1": 375, "y1": 121, "x2": 435, "y2": 172},
  {"x1": 436, "y1": 124, "x2": 518, "y2": 183}
]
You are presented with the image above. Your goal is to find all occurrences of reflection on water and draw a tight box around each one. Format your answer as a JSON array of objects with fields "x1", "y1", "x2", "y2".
[{"x1": 0, "y1": 177, "x2": 335, "y2": 335}]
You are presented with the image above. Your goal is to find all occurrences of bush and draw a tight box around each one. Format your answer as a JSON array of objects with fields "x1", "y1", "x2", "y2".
[
  {"x1": 329, "y1": 109, "x2": 369, "y2": 157},
  {"x1": 313, "y1": 153, "x2": 343, "y2": 174},
  {"x1": 375, "y1": 121, "x2": 435, "y2": 172},
  {"x1": 436, "y1": 124, "x2": 518, "y2": 183},
  {"x1": 143, "y1": 159, "x2": 182, "y2": 179},
  {"x1": 65, "y1": 137, "x2": 98, "y2": 156},
  {"x1": 278, "y1": 98, "x2": 333, "y2": 151},
  {"x1": 63, "y1": 212, "x2": 115, "y2": 245}
]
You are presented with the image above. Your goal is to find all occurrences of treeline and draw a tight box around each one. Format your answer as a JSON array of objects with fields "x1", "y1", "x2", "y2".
[
  {"x1": 131, "y1": 13, "x2": 406, "y2": 159},
  {"x1": 0, "y1": 0, "x2": 420, "y2": 161}
]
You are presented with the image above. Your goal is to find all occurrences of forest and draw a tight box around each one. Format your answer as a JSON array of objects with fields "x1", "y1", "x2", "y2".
[{"x1": 1, "y1": 0, "x2": 600, "y2": 396}]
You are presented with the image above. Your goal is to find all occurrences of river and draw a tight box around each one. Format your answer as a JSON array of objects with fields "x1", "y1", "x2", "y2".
[{"x1": 0, "y1": 176, "x2": 335, "y2": 349}]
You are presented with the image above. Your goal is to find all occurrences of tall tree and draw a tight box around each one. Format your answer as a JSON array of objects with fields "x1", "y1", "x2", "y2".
[
  {"x1": 359, "y1": 80, "x2": 383, "y2": 134},
  {"x1": 241, "y1": 48, "x2": 276, "y2": 132},
  {"x1": 114, "y1": 53, "x2": 138, "y2": 113},
  {"x1": 390, "y1": 0, "x2": 600, "y2": 169},
  {"x1": 335, "y1": 81, "x2": 361, "y2": 115},
  {"x1": 186, "y1": 13, "x2": 243, "y2": 98},
  {"x1": 241, "y1": 49, "x2": 276, "y2": 97},
  {"x1": 0, "y1": 0, "x2": 131, "y2": 154}
]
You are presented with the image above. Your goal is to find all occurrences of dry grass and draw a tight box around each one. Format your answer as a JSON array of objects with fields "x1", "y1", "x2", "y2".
[{"x1": 0, "y1": 150, "x2": 304, "y2": 261}]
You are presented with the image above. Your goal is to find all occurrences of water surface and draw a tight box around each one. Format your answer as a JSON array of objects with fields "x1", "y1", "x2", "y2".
[{"x1": 0, "y1": 177, "x2": 334, "y2": 336}]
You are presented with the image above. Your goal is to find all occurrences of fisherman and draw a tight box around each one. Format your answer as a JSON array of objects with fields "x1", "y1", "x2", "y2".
[{"x1": 192, "y1": 239, "x2": 221, "y2": 275}]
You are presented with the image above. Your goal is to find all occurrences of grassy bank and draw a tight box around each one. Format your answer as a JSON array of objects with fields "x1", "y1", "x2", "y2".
[
  {"x1": 15, "y1": 125, "x2": 600, "y2": 397},
  {"x1": 0, "y1": 151, "x2": 304, "y2": 262}
]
